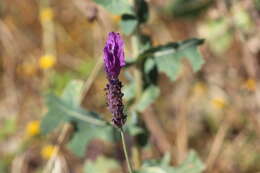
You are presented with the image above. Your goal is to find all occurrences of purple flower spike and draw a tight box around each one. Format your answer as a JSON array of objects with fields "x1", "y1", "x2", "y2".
[
  {"x1": 103, "y1": 32, "x2": 126, "y2": 128},
  {"x1": 103, "y1": 32, "x2": 126, "y2": 80}
]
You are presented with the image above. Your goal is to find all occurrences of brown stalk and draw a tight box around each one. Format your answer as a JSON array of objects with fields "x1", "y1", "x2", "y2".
[
  {"x1": 142, "y1": 107, "x2": 172, "y2": 154},
  {"x1": 206, "y1": 109, "x2": 235, "y2": 171}
]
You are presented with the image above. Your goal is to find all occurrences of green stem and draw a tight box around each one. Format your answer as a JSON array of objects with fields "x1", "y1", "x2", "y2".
[{"x1": 120, "y1": 128, "x2": 133, "y2": 173}]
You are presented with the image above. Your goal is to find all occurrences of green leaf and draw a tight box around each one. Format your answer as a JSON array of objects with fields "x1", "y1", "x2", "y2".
[
  {"x1": 169, "y1": 0, "x2": 212, "y2": 18},
  {"x1": 41, "y1": 94, "x2": 106, "y2": 134},
  {"x1": 41, "y1": 80, "x2": 106, "y2": 134},
  {"x1": 123, "y1": 82, "x2": 136, "y2": 101},
  {"x1": 61, "y1": 80, "x2": 84, "y2": 106},
  {"x1": 93, "y1": 0, "x2": 133, "y2": 15},
  {"x1": 41, "y1": 80, "x2": 84, "y2": 134},
  {"x1": 136, "y1": 150, "x2": 205, "y2": 173},
  {"x1": 182, "y1": 46, "x2": 204, "y2": 72},
  {"x1": 136, "y1": 85, "x2": 160, "y2": 111},
  {"x1": 120, "y1": 14, "x2": 138, "y2": 35},
  {"x1": 67, "y1": 122, "x2": 115, "y2": 157},
  {"x1": 144, "y1": 58, "x2": 156, "y2": 74},
  {"x1": 140, "y1": 38, "x2": 204, "y2": 81},
  {"x1": 125, "y1": 111, "x2": 144, "y2": 136},
  {"x1": 154, "y1": 53, "x2": 181, "y2": 81},
  {"x1": 143, "y1": 57, "x2": 158, "y2": 86},
  {"x1": 41, "y1": 80, "x2": 113, "y2": 157},
  {"x1": 174, "y1": 151, "x2": 205, "y2": 173},
  {"x1": 138, "y1": 34, "x2": 152, "y2": 54},
  {"x1": 84, "y1": 156, "x2": 120, "y2": 173}
]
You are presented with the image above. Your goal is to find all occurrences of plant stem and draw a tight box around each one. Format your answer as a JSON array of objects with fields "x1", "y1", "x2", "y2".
[{"x1": 120, "y1": 128, "x2": 133, "y2": 173}]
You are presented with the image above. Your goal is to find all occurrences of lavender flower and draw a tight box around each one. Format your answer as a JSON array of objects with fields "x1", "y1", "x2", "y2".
[
  {"x1": 104, "y1": 32, "x2": 126, "y2": 128},
  {"x1": 104, "y1": 32, "x2": 126, "y2": 80}
]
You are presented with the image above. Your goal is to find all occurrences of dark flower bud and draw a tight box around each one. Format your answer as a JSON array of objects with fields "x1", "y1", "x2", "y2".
[{"x1": 105, "y1": 79, "x2": 126, "y2": 128}]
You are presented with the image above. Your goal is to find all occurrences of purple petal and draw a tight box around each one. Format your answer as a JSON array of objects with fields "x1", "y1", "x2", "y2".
[{"x1": 103, "y1": 32, "x2": 125, "y2": 79}]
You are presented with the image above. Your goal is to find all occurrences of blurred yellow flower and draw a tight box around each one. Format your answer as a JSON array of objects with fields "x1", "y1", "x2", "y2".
[
  {"x1": 244, "y1": 79, "x2": 256, "y2": 91},
  {"x1": 112, "y1": 15, "x2": 121, "y2": 23},
  {"x1": 40, "y1": 8, "x2": 54, "y2": 22},
  {"x1": 41, "y1": 145, "x2": 57, "y2": 160},
  {"x1": 211, "y1": 97, "x2": 227, "y2": 109},
  {"x1": 26, "y1": 120, "x2": 40, "y2": 137},
  {"x1": 193, "y1": 82, "x2": 207, "y2": 96},
  {"x1": 39, "y1": 55, "x2": 56, "y2": 70}
]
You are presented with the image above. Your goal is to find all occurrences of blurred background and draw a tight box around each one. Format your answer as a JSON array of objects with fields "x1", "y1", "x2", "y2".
[{"x1": 0, "y1": 0, "x2": 260, "y2": 172}]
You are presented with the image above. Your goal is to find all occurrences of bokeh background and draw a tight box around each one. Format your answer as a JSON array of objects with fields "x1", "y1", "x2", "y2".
[{"x1": 0, "y1": 0, "x2": 260, "y2": 172}]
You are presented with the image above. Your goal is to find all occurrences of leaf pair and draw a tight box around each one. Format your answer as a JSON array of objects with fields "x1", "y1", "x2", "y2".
[
  {"x1": 124, "y1": 38, "x2": 205, "y2": 112},
  {"x1": 41, "y1": 80, "x2": 114, "y2": 157},
  {"x1": 140, "y1": 38, "x2": 205, "y2": 81}
]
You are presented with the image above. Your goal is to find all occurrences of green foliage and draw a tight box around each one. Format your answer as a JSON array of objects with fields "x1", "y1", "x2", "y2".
[
  {"x1": 84, "y1": 156, "x2": 120, "y2": 173},
  {"x1": 93, "y1": 0, "x2": 133, "y2": 15},
  {"x1": 61, "y1": 80, "x2": 84, "y2": 106},
  {"x1": 41, "y1": 1, "x2": 206, "y2": 170},
  {"x1": 169, "y1": 0, "x2": 212, "y2": 17},
  {"x1": 138, "y1": 34, "x2": 152, "y2": 54},
  {"x1": 144, "y1": 58, "x2": 156, "y2": 75},
  {"x1": 67, "y1": 121, "x2": 115, "y2": 157},
  {"x1": 123, "y1": 81, "x2": 136, "y2": 102},
  {"x1": 136, "y1": 151, "x2": 205, "y2": 173},
  {"x1": 120, "y1": 15, "x2": 138, "y2": 35},
  {"x1": 41, "y1": 80, "x2": 113, "y2": 157},
  {"x1": 139, "y1": 38, "x2": 204, "y2": 81},
  {"x1": 173, "y1": 151, "x2": 205, "y2": 173},
  {"x1": 136, "y1": 85, "x2": 160, "y2": 111},
  {"x1": 125, "y1": 111, "x2": 144, "y2": 136}
]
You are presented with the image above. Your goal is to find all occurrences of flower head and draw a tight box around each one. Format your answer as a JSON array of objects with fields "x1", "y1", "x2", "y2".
[
  {"x1": 103, "y1": 32, "x2": 125, "y2": 80},
  {"x1": 103, "y1": 32, "x2": 126, "y2": 128},
  {"x1": 105, "y1": 79, "x2": 126, "y2": 128}
]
